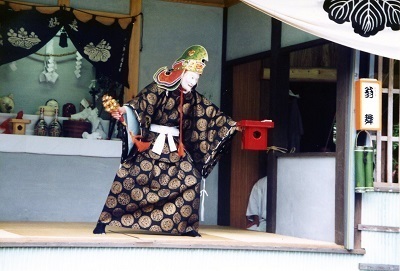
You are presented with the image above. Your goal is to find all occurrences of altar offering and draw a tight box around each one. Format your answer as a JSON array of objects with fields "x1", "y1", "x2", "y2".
[
  {"x1": 63, "y1": 120, "x2": 92, "y2": 138},
  {"x1": 10, "y1": 118, "x2": 31, "y2": 135}
]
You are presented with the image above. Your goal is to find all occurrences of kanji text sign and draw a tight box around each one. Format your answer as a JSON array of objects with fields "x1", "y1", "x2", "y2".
[{"x1": 355, "y1": 79, "x2": 382, "y2": 131}]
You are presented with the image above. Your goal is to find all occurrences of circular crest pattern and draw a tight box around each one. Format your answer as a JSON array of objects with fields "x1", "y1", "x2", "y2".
[
  {"x1": 140, "y1": 160, "x2": 153, "y2": 171},
  {"x1": 165, "y1": 98, "x2": 175, "y2": 110},
  {"x1": 123, "y1": 178, "x2": 135, "y2": 190},
  {"x1": 111, "y1": 181, "x2": 122, "y2": 194},
  {"x1": 183, "y1": 189, "x2": 196, "y2": 202},
  {"x1": 149, "y1": 225, "x2": 162, "y2": 232},
  {"x1": 161, "y1": 218, "x2": 174, "y2": 231},
  {"x1": 151, "y1": 209, "x2": 164, "y2": 221},
  {"x1": 168, "y1": 166, "x2": 178, "y2": 176},
  {"x1": 131, "y1": 188, "x2": 143, "y2": 201},
  {"x1": 121, "y1": 214, "x2": 134, "y2": 226},
  {"x1": 112, "y1": 208, "x2": 125, "y2": 218},
  {"x1": 106, "y1": 196, "x2": 117, "y2": 208},
  {"x1": 126, "y1": 203, "x2": 138, "y2": 212},
  {"x1": 146, "y1": 192, "x2": 160, "y2": 203},
  {"x1": 142, "y1": 204, "x2": 154, "y2": 213},
  {"x1": 136, "y1": 174, "x2": 149, "y2": 185},
  {"x1": 173, "y1": 212, "x2": 182, "y2": 224},
  {"x1": 196, "y1": 118, "x2": 207, "y2": 131},
  {"x1": 163, "y1": 202, "x2": 176, "y2": 215},
  {"x1": 168, "y1": 178, "x2": 180, "y2": 190},
  {"x1": 117, "y1": 167, "x2": 129, "y2": 178},
  {"x1": 180, "y1": 161, "x2": 192, "y2": 172},
  {"x1": 139, "y1": 215, "x2": 152, "y2": 228},
  {"x1": 175, "y1": 197, "x2": 184, "y2": 208},
  {"x1": 99, "y1": 212, "x2": 112, "y2": 223},
  {"x1": 129, "y1": 165, "x2": 141, "y2": 176},
  {"x1": 180, "y1": 205, "x2": 192, "y2": 217},
  {"x1": 147, "y1": 93, "x2": 157, "y2": 105},
  {"x1": 158, "y1": 188, "x2": 170, "y2": 198},
  {"x1": 117, "y1": 193, "x2": 130, "y2": 205},
  {"x1": 184, "y1": 175, "x2": 197, "y2": 187}
]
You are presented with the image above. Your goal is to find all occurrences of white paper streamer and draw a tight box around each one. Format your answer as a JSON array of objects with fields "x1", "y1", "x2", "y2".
[{"x1": 75, "y1": 51, "x2": 83, "y2": 78}]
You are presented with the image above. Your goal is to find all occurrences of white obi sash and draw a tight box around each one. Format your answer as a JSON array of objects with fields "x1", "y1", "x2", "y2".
[{"x1": 150, "y1": 124, "x2": 179, "y2": 155}]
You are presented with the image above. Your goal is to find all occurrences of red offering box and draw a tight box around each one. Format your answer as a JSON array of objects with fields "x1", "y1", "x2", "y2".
[{"x1": 237, "y1": 120, "x2": 274, "y2": 150}]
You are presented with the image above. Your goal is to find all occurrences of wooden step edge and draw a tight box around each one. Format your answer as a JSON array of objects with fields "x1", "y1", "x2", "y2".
[
  {"x1": 358, "y1": 224, "x2": 400, "y2": 233},
  {"x1": 359, "y1": 263, "x2": 399, "y2": 271}
]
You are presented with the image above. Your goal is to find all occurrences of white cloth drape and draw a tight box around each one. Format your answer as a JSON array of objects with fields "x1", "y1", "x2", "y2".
[{"x1": 241, "y1": 0, "x2": 400, "y2": 60}]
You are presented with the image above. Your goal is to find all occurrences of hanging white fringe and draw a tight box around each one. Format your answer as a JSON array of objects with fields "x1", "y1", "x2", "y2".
[
  {"x1": 38, "y1": 40, "x2": 59, "y2": 84},
  {"x1": 200, "y1": 177, "x2": 208, "y2": 221},
  {"x1": 75, "y1": 51, "x2": 82, "y2": 78}
]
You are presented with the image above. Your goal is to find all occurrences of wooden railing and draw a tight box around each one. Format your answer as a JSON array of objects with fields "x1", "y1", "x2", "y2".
[{"x1": 373, "y1": 57, "x2": 400, "y2": 192}]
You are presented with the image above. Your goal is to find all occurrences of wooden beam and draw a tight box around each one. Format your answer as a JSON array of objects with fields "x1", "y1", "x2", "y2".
[
  {"x1": 263, "y1": 68, "x2": 337, "y2": 82},
  {"x1": 58, "y1": 0, "x2": 70, "y2": 7},
  {"x1": 162, "y1": 0, "x2": 239, "y2": 7},
  {"x1": 224, "y1": 0, "x2": 240, "y2": 7},
  {"x1": 358, "y1": 224, "x2": 400, "y2": 233},
  {"x1": 359, "y1": 263, "x2": 399, "y2": 271},
  {"x1": 374, "y1": 182, "x2": 400, "y2": 192}
]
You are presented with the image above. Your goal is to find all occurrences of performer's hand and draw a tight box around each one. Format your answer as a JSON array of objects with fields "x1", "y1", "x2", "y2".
[{"x1": 111, "y1": 107, "x2": 126, "y2": 121}]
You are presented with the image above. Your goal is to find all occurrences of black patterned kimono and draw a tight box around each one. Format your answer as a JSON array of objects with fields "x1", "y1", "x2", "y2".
[{"x1": 96, "y1": 82, "x2": 236, "y2": 235}]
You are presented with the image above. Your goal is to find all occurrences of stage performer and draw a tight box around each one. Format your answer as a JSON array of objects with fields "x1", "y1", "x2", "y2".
[{"x1": 93, "y1": 45, "x2": 237, "y2": 237}]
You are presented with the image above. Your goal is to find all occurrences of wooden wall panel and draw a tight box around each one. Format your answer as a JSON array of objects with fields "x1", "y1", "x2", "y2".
[
  {"x1": 230, "y1": 60, "x2": 262, "y2": 229},
  {"x1": 290, "y1": 43, "x2": 338, "y2": 68}
]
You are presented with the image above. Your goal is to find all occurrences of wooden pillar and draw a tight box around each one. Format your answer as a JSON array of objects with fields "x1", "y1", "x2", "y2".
[
  {"x1": 335, "y1": 45, "x2": 352, "y2": 246},
  {"x1": 218, "y1": 7, "x2": 231, "y2": 226},
  {"x1": 266, "y1": 18, "x2": 290, "y2": 233},
  {"x1": 124, "y1": 0, "x2": 142, "y2": 101}
]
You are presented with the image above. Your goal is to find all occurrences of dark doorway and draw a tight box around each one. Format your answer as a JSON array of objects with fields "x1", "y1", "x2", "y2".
[{"x1": 289, "y1": 82, "x2": 336, "y2": 152}]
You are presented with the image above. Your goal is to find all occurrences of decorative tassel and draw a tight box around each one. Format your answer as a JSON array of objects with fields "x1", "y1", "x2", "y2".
[
  {"x1": 59, "y1": 30, "x2": 68, "y2": 48},
  {"x1": 178, "y1": 87, "x2": 185, "y2": 157},
  {"x1": 200, "y1": 177, "x2": 208, "y2": 221},
  {"x1": 131, "y1": 133, "x2": 151, "y2": 152},
  {"x1": 178, "y1": 142, "x2": 185, "y2": 156}
]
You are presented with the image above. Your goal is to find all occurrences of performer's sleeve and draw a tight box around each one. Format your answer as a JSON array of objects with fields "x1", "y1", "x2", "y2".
[
  {"x1": 190, "y1": 94, "x2": 237, "y2": 178},
  {"x1": 125, "y1": 83, "x2": 161, "y2": 141},
  {"x1": 123, "y1": 105, "x2": 140, "y2": 154},
  {"x1": 202, "y1": 111, "x2": 237, "y2": 177}
]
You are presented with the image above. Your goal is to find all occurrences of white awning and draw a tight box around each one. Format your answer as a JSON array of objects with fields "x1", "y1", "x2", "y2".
[{"x1": 241, "y1": 0, "x2": 400, "y2": 60}]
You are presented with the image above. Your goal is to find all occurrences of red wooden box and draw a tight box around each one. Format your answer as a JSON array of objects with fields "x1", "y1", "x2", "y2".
[{"x1": 237, "y1": 120, "x2": 274, "y2": 150}]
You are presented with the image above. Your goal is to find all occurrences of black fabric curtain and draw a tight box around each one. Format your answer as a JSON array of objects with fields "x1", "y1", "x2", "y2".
[
  {"x1": 0, "y1": 4, "x2": 63, "y2": 65},
  {"x1": 63, "y1": 9, "x2": 133, "y2": 88},
  {"x1": 0, "y1": 3, "x2": 135, "y2": 87}
]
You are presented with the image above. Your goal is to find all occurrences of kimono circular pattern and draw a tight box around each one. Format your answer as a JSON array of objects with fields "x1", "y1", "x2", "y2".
[{"x1": 97, "y1": 82, "x2": 237, "y2": 234}]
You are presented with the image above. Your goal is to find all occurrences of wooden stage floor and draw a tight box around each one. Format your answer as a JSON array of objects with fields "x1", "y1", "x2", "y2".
[{"x1": 0, "y1": 222, "x2": 359, "y2": 254}]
